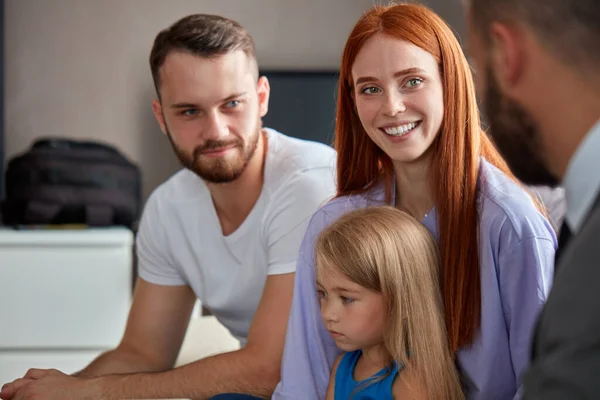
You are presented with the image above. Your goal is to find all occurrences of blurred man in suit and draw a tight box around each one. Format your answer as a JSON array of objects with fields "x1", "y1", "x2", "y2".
[{"x1": 466, "y1": 0, "x2": 600, "y2": 398}]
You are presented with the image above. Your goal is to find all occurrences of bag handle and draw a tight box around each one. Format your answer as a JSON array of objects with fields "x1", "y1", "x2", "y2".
[
  {"x1": 24, "y1": 201, "x2": 62, "y2": 224},
  {"x1": 85, "y1": 204, "x2": 115, "y2": 226},
  {"x1": 24, "y1": 201, "x2": 115, "y2": 226}
]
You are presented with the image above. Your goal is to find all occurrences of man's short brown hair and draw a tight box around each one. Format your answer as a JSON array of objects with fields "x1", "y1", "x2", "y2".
[
  {"x1": 469, "y1": 0, "x2": 600, "y2": 75},
  {"x1": 149, "y1": 14, "x2": 257, "y2": 97}
]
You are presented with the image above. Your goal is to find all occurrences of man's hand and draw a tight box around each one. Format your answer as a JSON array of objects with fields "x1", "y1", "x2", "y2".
[
  {"x1": 0, "y1": 375, "x2": 35, "y2": 400},
  {"x1": 0, "y1": 369, "x2": 98, "y2": 400}
]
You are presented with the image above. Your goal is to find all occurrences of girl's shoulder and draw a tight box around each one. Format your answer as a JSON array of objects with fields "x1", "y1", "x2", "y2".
[{"x1": 391, "y1": 367, "x2": 428, "y2": 400}]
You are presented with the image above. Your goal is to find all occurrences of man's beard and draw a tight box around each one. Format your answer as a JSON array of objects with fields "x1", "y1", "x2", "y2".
[
  {"x1": 483, "y1": 67, "x2": 559, "y2": 187},
  {"x1": 165, "y1": 122, "x2": 261, "y2": 184}
]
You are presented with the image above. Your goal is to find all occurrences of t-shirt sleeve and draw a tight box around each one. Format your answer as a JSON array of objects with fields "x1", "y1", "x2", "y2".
[
  {"x1": 263, "y1": 168, "x2": 336, "y2": 275},
  {"x1": 136, "y1": 191, "x2": 187, "y2": 286}
]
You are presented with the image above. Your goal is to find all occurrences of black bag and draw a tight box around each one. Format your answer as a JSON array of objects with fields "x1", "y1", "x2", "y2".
[{"x1": 2, "y1": 138, "x2": 142, "y2": 228}]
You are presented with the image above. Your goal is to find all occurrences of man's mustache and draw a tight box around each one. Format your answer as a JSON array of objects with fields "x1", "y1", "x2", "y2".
[{"x1": 192, "y1": 139, "x2": 242, "y2": 159}]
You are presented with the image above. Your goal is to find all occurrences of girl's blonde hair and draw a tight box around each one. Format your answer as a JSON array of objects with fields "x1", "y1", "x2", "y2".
[{"x1": 315, "y1": 206, "x2": 464, "y2": 400}]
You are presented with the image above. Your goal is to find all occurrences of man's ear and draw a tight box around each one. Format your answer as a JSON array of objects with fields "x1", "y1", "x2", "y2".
[
  {"x1": 152, "y1": 99, "x2": 168, "y2": 135},
  {"x1": 257, "y1": 76, "x2": 270, "y2": 118},
  {"x1": 488, "y1": 22, "x2": 526, "y2": 91}
]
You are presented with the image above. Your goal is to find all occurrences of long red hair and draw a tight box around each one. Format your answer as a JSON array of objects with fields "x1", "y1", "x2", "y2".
[{"x1": 335, "y1": 3, "x2": 518, "y2": 352}]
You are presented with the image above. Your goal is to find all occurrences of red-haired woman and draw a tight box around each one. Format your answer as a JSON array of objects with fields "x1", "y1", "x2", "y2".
[{"x1": 273, "y1": 3, "x2": 556, "y2": 400}]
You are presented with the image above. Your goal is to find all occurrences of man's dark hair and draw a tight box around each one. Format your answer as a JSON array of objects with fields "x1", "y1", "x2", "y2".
[
  {"x1": 470, "y1": 0, "x2": 600, "y2": 75},
  {"x1": 149, "y1": 14, "x2": 257, "y2": 97}
]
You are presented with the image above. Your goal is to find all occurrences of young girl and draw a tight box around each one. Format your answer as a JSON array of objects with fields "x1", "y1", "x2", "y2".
[
  {"x1": 315, "y1": 206, "x2": 464, "y2": 400},
  {"x1": 274, "y1": 3, "x2": 556, "y2": 400}
]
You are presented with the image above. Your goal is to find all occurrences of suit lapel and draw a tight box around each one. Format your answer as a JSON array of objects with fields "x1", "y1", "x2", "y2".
[{"x1": 531, "y1": 191, "x2": 600, "y2": 359}]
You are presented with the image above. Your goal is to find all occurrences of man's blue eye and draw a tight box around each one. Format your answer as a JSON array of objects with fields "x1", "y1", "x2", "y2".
[{"x1": 181, "y1": 109, "x2": 199, "y2": 116}]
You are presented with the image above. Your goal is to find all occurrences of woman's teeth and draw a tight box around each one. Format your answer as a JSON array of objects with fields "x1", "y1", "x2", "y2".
[{"x1": 383, "y1": 121, "x2": 419, "y2": 136}]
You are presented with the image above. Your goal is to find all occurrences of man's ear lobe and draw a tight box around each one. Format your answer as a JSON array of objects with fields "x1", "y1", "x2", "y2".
[
  {"x1": 151, "y1": 99, "x2": 168, "y2": 135},
  {"x1": 257, "y1": 76, "x2": 270, "y2": 118},
  {"x1": 489, "y1": 22, "x2": 525, "y2": 90}
]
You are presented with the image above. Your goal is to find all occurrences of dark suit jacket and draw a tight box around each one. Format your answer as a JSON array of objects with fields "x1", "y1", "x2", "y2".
[{"x1": 524, "y1": 193, "x2": 600, "y2": 399}]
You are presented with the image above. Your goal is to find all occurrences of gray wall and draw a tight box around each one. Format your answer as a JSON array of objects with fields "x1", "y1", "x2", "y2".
[{"x1": 3, "y1": 0, "x2": 466, "y2": 200}]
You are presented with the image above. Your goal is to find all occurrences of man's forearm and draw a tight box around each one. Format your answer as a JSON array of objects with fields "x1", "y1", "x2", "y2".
[
  {"x1": 94, "y1": 347, "x2": 279, "y2": 399},
  {"x1": 74, "y1": 348, "x2": 166, "y2": 378}
]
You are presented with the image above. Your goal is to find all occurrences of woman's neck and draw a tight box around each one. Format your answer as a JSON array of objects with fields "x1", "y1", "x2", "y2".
[{"x1": 392, "y1": 156, "x2": 434, "y2": 220}]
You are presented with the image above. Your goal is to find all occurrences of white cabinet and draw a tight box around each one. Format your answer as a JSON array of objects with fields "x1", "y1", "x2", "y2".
[{"x1": 0, "y1": 227, "x2": 133, "y2": 382}]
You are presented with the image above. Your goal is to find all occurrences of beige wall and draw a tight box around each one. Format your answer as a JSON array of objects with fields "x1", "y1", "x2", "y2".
[
  {"x1": 4, "y1": 0, "x2": 374, "y2": 199},
  {"x1": 4, "y1": 0, "x2": 466, "y2": 200}
]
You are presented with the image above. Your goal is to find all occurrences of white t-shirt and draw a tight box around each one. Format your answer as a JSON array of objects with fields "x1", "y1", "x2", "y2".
[{"x1": 136, "y1": 128, "x2": 337, "y2": 344}]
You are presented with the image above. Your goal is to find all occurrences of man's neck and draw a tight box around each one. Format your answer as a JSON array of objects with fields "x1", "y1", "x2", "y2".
[
  {"x1": 208, "y1": 130, "x2": 267, "y2": 236},
  {"x1": 392, "y1": 155, "x2": 434, "y2": 220}
]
